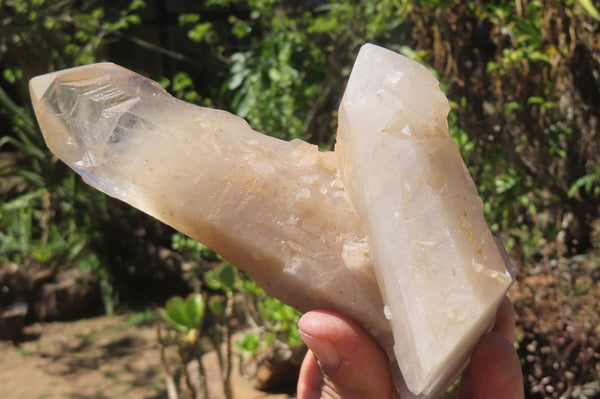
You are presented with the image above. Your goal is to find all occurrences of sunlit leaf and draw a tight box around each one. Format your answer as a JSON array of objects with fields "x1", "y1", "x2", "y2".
[
  {"x1": 159, "y1": 308, "x2": 187, "y2": 333},
  {"x1": 184, "y1": 293, "x2": 205, "y2": 328},
  {"x1": 578, "y1": 0, "x2": 600, "y2": 20},
  {"x1": 209, "y1": 296, "x2": 224, "y2": 316},
  {"x1": 218, "y1": 263, "x2": 236, "y2": 293},
  {"x1": 163, "y1": 296, "x2": 189, "y2": 331}
]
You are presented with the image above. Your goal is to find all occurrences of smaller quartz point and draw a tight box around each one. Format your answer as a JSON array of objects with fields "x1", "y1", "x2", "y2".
[
  {"x1": 30, "y1": 46, "x2": 513, "y2": 399},
  {"x1": 336, "y1": 44, "x2": 513, "y2": 398}
]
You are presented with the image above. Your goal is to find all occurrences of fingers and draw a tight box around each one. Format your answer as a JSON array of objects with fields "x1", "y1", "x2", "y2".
[
  {"x1": 297, "y1": 298, "x2": 522, "y2": 399},
  {"x1": 492, "y1": 296, "x2": 516, "y2": 343},
  {"x1": 458, "y1": 297, "x2": 524, "y2": 399},
  {"x1": 297, "y1": 310, "x2": 393, "y2": 399},
  {"x1": 298, "y1": 350, "x2": 323, "y2": 399},
  {"x1": 469, "y1": 332, "x2": 525, "y2": 399}
]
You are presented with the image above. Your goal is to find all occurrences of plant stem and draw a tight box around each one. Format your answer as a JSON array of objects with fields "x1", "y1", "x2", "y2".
[
  {"x1": 222, "y1": 294, "x2": 234, "y2": 399},
  {"x1": 194, "y1": 338, "x2": 210, "y2": 399},
  {"x1": 209, "y1": 294, "x2": 234, "y2": 399},
  {"x1": 156, "y1": 324, "x2": 179, "y2": 399},
  {"x1": 175, "y1": 333, "x2": 198, "y2": 399}
]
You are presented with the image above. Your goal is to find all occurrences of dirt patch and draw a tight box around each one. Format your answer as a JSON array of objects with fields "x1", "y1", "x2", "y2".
[
  {"x1": 510, "y1": 253, "x2": 600, "y2": 398},
  {"x1": 0, "y1": 314, "x2": 295, "y2": 399}
]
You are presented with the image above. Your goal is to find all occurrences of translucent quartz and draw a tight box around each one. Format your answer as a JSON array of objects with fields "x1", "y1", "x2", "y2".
[
  {"x1": 28, "y1": 62, "x2": 390, "y2": 355},
  {"x1": 336, "y1": 44, "x2": 513, "y2": 397},
  {"x1": 30, "y1": 44, "x2": 512, "y2": 399}
]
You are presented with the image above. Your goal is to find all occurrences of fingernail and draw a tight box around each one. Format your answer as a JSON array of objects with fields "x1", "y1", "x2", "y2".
[{"x1": 298, "y1": 330, "x2": 341, "y2": 371}]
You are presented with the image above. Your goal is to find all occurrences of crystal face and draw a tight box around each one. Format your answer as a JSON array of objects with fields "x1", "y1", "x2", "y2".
[
  {"x1": 30, "y1": 45, "x2": 513, "y2": 399},
  {"x1": 337, "y1": 44, "x2": 513, "y2": 397},
  {"x1": 30, "y1": 62, "x2": 389, "y2": 352}
]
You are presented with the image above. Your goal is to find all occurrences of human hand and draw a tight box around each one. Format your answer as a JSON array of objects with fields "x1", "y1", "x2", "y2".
[{"x1": 297, "y1": 297, "x2": 524, "y2": 399}]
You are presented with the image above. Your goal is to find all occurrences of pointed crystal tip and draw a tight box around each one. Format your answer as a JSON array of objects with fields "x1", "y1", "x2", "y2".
[
  {"x1": 30, "y1": 63, "x2": 116, "y2": 101},
  {"x1": 29, "y1": 63, "x2": 177, "y2": 201}
]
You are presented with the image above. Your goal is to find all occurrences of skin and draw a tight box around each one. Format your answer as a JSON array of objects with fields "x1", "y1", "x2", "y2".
[{"x1": 297, "y1": 296, "x2": 525, "y2": 399}]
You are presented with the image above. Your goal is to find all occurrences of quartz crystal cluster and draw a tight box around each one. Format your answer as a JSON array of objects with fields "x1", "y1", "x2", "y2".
[{"x1": 30, "y1": 44, "x2": 513, "y2": 398}]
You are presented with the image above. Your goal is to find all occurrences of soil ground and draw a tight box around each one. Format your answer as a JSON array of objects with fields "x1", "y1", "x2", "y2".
[{"x1": 0, "y1": 314, "x2": 294, "y2": 399}]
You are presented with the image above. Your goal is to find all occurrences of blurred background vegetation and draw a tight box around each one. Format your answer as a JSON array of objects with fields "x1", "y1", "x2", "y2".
[{"x1": 1, "y1": 0, "x2": 599, "y2": 397}]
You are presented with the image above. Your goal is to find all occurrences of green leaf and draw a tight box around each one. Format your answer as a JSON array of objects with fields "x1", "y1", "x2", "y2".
[
  {"x1": 2, "y1": 188, "x2": 47, "y2": 210},
  {"x1": 236, "y1": 332, "x2": 260, "y2": 360},
  {"x1": 204, "y1": 269, "x2": 222, "y2": 291},
  {"x1": 188, "y1": 22, "x2": 213, "y2": 42},
  {"x1": 125, "y1": 309, "x2": 155, "y2": 326},
  {"x1": 231, "y1": 18, "x2": 251, "y2": 38},
  {"x1": 228, "y1": 71, "x2": 247, "y2": 90},
  {"x1": 184, "y1": 293, "x2": 205, "y2": 328},
  {"x1": 3, "y1": 68, "x2": 22, "y2": 84},
  {"x1": 578, "y1": 0, "x2": 600, "y2": 20},
  {"x1": 268, "y1": 68, "x2": 281, "y2": 82},
  {"x1": 204, "y1": 263, "x2": 236, "y2": 294},
  {"x1": 208, "y1": 296, "x2": 224, "y2": 316},
  {"x1": 568, "y1": 168, "x2": 600, "y2": 197},
  {"x1": 159, "y1": 309, "x2": 187, "y2": 333},
  {"x1": 234, "y1": 93, "x2": 251, "y2": 118},
  {"x1": 179, "y1": 13, "x2": 200, "y2": 26},
  {"x1": 527, "y1": 96, "x2": 546, "y2": 104},
  {"x1": 218, "y1": 263, "x2": 236, "y2": 293},
  {"x1": 128, "y1": 0, "x2": 146, "y2": 11},
  {"x1": 32, "y1": 244, "x2": 53, "y2": 262},
  {"x1": 14, "y1": 169, "x2": 45, "y2": 186},
  {"x1": 163, "y1": 296, "x2": 189, "y2": 331}
]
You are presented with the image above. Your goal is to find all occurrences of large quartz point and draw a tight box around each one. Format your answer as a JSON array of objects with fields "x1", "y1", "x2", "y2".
[
  {"x1": 30, "y1": 44, "x2": 513, "y2": 399},
  {"x1": 29, "y1": 61, "x2": 392, "y2": 368}
]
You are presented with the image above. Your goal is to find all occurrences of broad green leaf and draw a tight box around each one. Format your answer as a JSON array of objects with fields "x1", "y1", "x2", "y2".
[
  {"x1": 164, "y1": 296, "x2": 189, "y2": 329},
  {"x1": 188, "y1": 22, "x2": 213, "y2": 42},
  {"x1": 578, "y1": 0, "x2": 600, "y2": 20},
  {"x1": 159, "y1": 308, "x2": 187, "y2": 333},
  {"x1": 209, "y1": 296, "x2": 224, "y2": 316},
  {"x1": 179, "y1": 13, "x2": 200, "y2": 25},
  {"x1": 204, "y1": 269, "x2": 222, "y2": 290},
  {"x1": 236, "y1": 332, "x2": 260, "y2": 360},
  {"x1": 218, "y1": 263, "x2": 236, "y2": 293},
  {"x1": 184, "y1": 293, "x2": 205, "y2": 328}
]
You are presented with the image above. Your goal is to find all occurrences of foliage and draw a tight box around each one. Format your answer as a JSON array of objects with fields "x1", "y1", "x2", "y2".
[
  {"x1": 404, "y1": 0, "x2": 600, "y2": 258},
  {"x1": 0, "y1": 0, "x2": 155, "y2": 313},
  {"x1": 171, "y1": 232, "x2": 222, "y2": 262},
  {"x1": 236, "y1": 277, "x2": 302, "y2": 362},
  {"x1": 204, "y1": 262, "x2": 236, "y2": 295},
  {"x1": 158, "y1": 293, "x2": 210, "y2": 399},
  {"x1": 579, "y1": 0, "x2": 600, "y2": 20},
  {"x1": 569, "y1": 166, "x2": 600, "y2": 198},
  {"x1": 157, "y1": 267, "x2": 238, "y2": 399},
  {"x1": 160, "y1": 293, "x2": 206, "y2": 335},
  {"x1": 180, "y1": 0, "x2": 410, "y2": 144},
  {"x1": 1, "y1": 0, "x2": 145, "y2": 72},
  {"x1": 125, "y1": 308, "x2": 156, "y2": 326}
]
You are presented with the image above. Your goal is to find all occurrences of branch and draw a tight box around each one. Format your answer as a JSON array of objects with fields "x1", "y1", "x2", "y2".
[
  {"x1": 157, "y1": 324, "x2": 180, "y2": 399},
  {"x1": 176, "y1": 333, "x2": 199, "y2": 398}
]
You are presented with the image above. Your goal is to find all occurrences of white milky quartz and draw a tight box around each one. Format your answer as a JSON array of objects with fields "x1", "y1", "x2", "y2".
[
  {"x1": 30, "y1": 44, "x2": 513, "y2": 398},
  {"x1": 336, "y1": 44, "x2": 513, "y2": 398}
]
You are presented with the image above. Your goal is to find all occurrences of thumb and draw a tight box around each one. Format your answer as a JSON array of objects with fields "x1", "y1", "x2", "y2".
[{"x1": 297, "y1": 310, "x2": 393, "y2": 399}]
